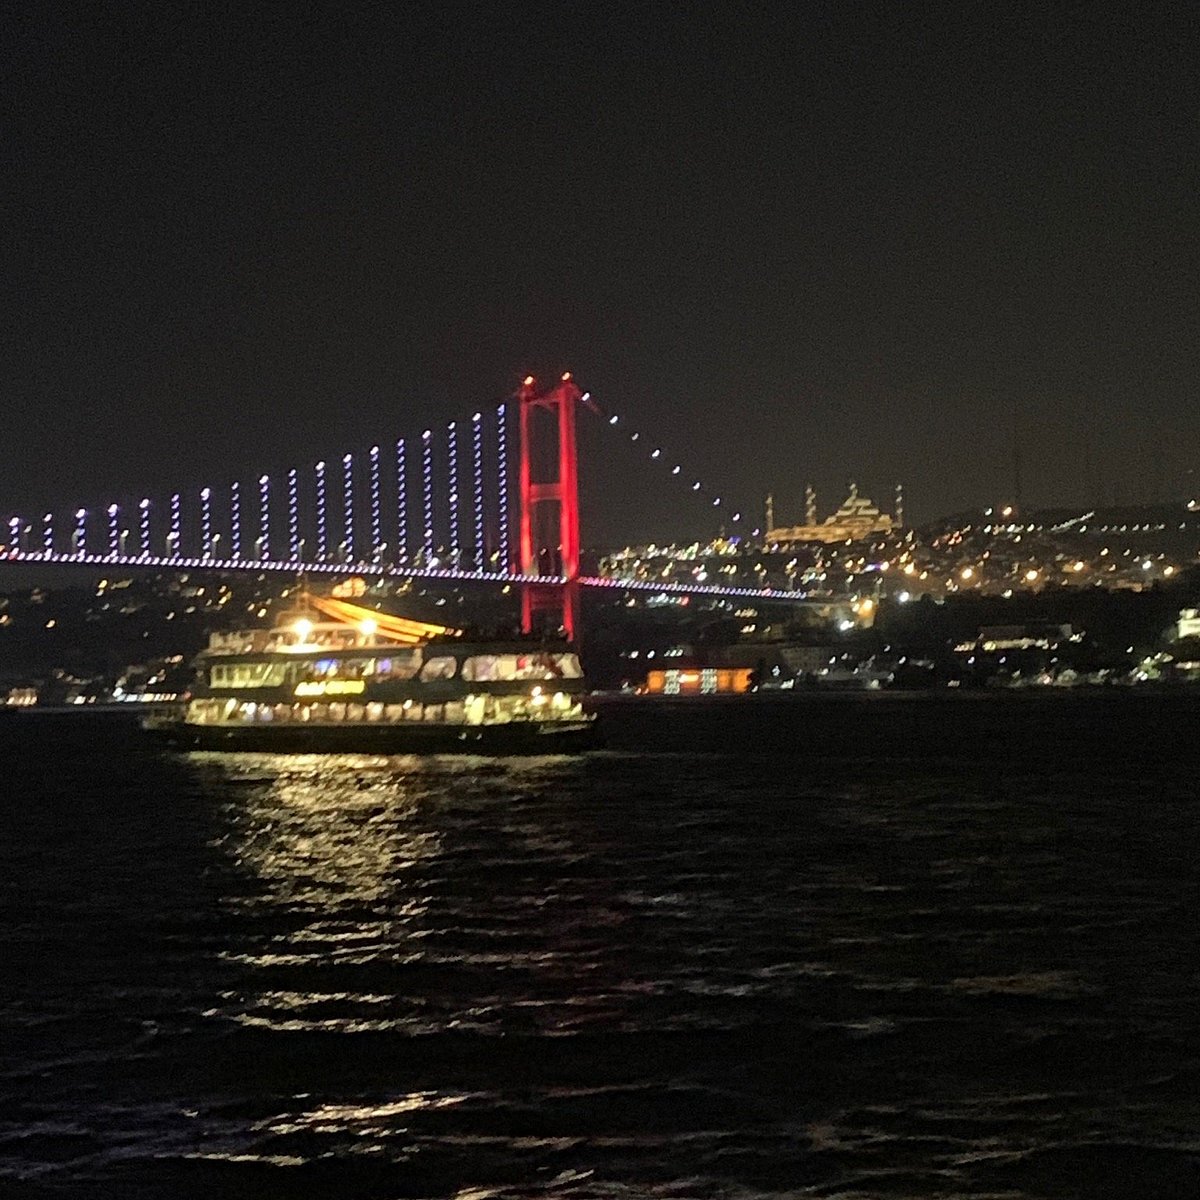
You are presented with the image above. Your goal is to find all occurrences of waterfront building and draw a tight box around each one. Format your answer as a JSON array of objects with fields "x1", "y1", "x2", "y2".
[{"x1": 644, "y1": 665, "x2": 752, "y2": 695}]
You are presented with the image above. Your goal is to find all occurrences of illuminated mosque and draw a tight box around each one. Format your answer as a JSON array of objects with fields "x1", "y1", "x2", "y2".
[{"x1": 765, "y1": 481, "x2": 902, "y2": 545}]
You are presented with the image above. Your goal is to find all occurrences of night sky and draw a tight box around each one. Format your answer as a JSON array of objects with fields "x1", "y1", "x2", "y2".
[{"x1": 2, "y1": 4, "x2": 1197, "y2": 544}]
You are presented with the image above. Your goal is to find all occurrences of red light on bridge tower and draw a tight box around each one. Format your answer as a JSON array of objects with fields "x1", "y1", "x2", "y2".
[{"x1": 518, "y1": 372, "x2": 583, "y2": 642}]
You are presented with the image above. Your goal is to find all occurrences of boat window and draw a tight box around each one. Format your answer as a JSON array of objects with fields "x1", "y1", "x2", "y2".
[
  {"x1": 551, "y1": 653, "x2": 583, "y2": 679},
  {"x1": 461, "y1": 653, "x2": 583, "y2": 681},
  {"x1": 374, "y1": 651, "x2": 420, "y2": 680},
  {"x1": 419, "y1": 656, "x2": 458, "y2": 681},
  {"x1": 311, "y1": 657, "x2": 373, "y2": 678},
  {"x1": 461, "y1": 655, "x2": 503, "y2": 681},
  {"x1": 188, "y1": 698, "x2": 224, "y2": 724},
  {"x1": 210, "y1": 662, "x2": 289, "y2": 688}
]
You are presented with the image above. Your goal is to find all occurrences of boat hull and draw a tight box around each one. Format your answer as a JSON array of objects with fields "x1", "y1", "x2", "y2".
[{"x1": 146, "y1": 718, "x2": 599, "y2": 755}]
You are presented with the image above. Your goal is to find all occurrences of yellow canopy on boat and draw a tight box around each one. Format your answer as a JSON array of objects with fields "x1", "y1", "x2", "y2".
[{"x1": 301, "y1": 592, "x2": 457, "y2": 645}]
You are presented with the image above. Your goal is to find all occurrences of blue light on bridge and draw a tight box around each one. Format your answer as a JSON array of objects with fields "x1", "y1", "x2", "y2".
[
  {"x1": 421, "y1": 430, "x2": 433, "y2": 562},
  {"x1": 496, "y1": 404, "x2": 509, "y2": 569},
  {"x1": 258, "y1": 475, "x2": 270, "y2": 560},
  {"x1": 447, "y1": 421, "x2": 459, "y2": 564},
  {"x1": 472, "y1": 412, "x2": 484, "y2": 570},
  {"x1": 139, "y1": 499, "x2": 151, "y2": 559},
  {"x1": 369, "y1": 446, "x2": 382, "y2": 560},
  {"x1": 315, "y1": 461, "x2": 328, "y2": 561},
  {"x1": 395, "y1": 439, "x2": 408, "y2": 566},
  {"x1": 288, "y1": 468, "x2": 301, "y2": 562},
  {"x1": 341, "y1": 453, "x2": 354, "y2": 563},
  {"x1": 230, "y1": 482, "x2": 242, "y2": 561},
  {"x1": 200, "y1": 488, "x2": 213, "y2": 559}
]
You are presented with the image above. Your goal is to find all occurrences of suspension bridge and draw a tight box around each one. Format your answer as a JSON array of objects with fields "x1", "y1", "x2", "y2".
[{"x1": 1, "y1": 374, "x2": 806, "y2": 637}]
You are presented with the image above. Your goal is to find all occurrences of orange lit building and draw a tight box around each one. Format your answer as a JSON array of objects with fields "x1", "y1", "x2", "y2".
[{"x1": 644, "y1": 666, "x2": 753, "y2": 695}]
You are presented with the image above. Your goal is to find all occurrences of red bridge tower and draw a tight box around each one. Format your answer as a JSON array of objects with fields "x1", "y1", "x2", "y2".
[{"x1": 517, "y1": 373, "x2": 583, "y2": 641}]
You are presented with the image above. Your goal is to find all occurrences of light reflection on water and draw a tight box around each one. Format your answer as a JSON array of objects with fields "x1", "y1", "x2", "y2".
[
  {"x1": 202, "y1": 753, "x2": 623, "y2": 1038},
  {"x1": 215, "y1": 753, "x2": 444, "y2": 907}
]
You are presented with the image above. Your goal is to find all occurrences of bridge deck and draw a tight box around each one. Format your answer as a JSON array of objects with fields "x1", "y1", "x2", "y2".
[{"x1": 0, "y1": 551, "x2": 809, "y2": 603}]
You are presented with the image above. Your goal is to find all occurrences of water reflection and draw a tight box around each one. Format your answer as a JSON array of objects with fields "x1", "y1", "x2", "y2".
[
  {"x1": 190, "y1": 753, "x2": 458, "y2": 1032},
  {"x1": 192, "y1": 752, "x2": 621, "y2": 1037},
  {"x1": 214, "y1": 753, "x2": 444, "y2": 908}
]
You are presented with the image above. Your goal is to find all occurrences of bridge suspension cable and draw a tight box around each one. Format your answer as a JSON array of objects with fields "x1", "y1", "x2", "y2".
[{"x1": 595, "y1": 405, "x2": 752, "y2": 536}]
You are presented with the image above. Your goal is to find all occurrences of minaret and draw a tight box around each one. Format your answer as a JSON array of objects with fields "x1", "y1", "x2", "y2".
[
  {"x1": 765, "y1": 492, "x2": 775, "y2": 534},
  {"x1": 1010, "y1": 399, "x2": 1024, "y2": 518},
  {"x1": 805, "y1": 483, "x2": 816, "y2": 526},
  {"x1": 894, "y1": 483, "x2": 904, "y2": 528}
]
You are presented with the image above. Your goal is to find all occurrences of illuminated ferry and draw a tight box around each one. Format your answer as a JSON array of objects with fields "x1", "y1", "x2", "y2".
[{"x1": 152, "y1": 593, "x2": 595, "y2": 752}]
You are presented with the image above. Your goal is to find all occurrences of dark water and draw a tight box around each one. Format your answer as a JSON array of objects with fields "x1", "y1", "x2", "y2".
[{"x1": 2, "y1": 695, "x2": 1199, "y2": 1198}]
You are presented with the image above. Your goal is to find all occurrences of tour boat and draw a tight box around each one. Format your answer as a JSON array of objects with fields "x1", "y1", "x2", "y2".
[{"x1": 147, "y1": 593, "x2": 596, "y2": 752}]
